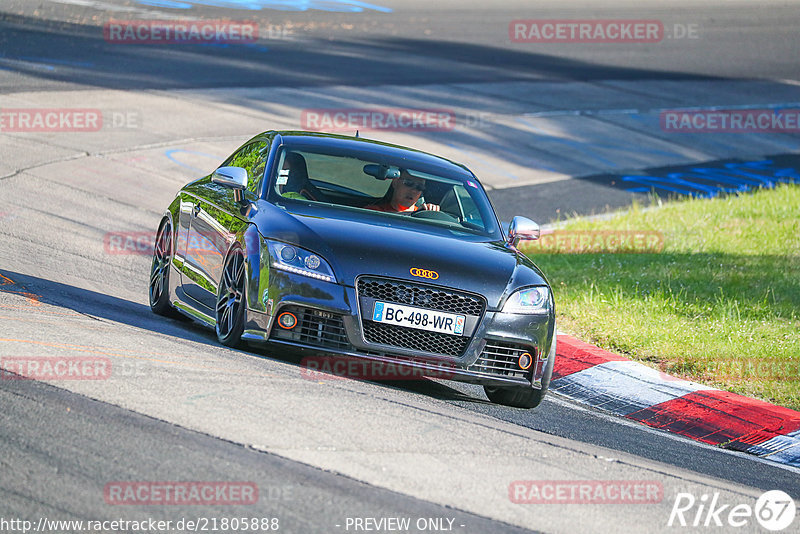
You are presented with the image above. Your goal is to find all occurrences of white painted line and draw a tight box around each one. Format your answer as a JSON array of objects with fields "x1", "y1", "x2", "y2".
[
  {"x1": 549, "y1": 392, "x2": 800, "y2": 475},
  {"x1": 747, "y1": 434, "x2": 800, "y2": 457},
  {"x1": 748, "y1": 429, "x2": 800, "y2": 465},
  {"x1": 488, "y1": 174, "x2": 573, "y2": 190},
  {"x1": 48, "y1": 0, "x2": 182, "y2": 19},
  {"x1": 518, "y1": 102, "x2": 800, "y2": 119},
  {"x1": 754, "y1": 443, "x2": 800, "y2": 466},
  {"x1": 551, "y1": 360, "x2": 715, "y2": 416}
]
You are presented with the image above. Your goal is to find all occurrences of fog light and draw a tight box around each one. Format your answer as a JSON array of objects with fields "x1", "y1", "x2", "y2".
[
  {"x1": 518, "y1": 352, "x2": 533, "y2": 370},
  {"x1": 278, "y1": 312, "x2": 297, "y2": 329}
]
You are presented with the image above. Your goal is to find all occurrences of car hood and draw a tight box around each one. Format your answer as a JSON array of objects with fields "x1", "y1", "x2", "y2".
[{"x1": 252, "y1": 202, "x2": 548, "y2": 308}]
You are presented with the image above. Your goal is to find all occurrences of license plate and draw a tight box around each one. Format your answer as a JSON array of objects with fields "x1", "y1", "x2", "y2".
[{"x1": 371, "y1": 301, "x2": 465, "y2": 336}]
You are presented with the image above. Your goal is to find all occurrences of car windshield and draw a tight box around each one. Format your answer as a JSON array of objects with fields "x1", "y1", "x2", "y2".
[{"x1": 268, "y1": 145, "x2": 502, "y2": 238}]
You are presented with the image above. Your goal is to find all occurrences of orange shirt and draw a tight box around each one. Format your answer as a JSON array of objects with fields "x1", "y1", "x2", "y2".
[{"x1": 364, "y1": 201, "x2": 418, "y2": 213}]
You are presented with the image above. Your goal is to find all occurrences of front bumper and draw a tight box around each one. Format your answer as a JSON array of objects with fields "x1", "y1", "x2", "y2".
[{"x1": 242, "y1": 271, "x2": 555, "y2": 388}]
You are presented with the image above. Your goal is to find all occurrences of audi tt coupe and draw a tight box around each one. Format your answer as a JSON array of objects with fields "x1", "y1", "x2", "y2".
[{"x1": 149, "y1": 131, "x2": 556, "y2": 408}]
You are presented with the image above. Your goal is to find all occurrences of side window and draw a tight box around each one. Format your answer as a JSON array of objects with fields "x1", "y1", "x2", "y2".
[
  {"x1": 224, "y1": 140, "x2": 270, "y2": 196},
  {"x1": 456, "y1": 187, "x2": 485, "y2": 230}
]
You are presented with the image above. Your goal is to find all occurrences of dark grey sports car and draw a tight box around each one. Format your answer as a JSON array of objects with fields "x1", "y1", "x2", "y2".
[{"x1": 149, "y1": 131, "x2": 556, "y2": 408}]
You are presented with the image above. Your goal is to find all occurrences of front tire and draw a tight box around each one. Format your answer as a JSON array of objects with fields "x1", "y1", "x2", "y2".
[
  {"x1": 484, "y1": 385, "x2": 546, "y2": 409},
  {"x1": 215, "y1": 247, "x2": 246, "y2": 347},
  {"x1": 149, "y1": 219, "x2": 175, "y2": 316}
]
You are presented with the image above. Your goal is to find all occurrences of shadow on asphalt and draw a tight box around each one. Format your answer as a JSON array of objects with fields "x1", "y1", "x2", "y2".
[
  {"x1": 0, "y1": 269, "x2": 482, "y2": 404},
  {"x1": 0, "y1": 14, "x2": 719, "y2": 92},
  {"x1": 7, "y1": 13, "x2": 795, "y2": 227}
]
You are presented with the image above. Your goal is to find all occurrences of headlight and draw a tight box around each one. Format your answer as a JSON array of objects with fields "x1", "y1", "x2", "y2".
[
  {"x1": 266, "y1": 240, "x2": 335, "y2": 283},
  {"x1": 502, "y1": 286, "x2": 550, "y2": 314}
]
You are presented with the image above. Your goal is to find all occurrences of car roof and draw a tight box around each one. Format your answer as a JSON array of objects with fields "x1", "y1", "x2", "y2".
[{"x1": 264, "y1": 130, "x2": 476, "y2": 180}]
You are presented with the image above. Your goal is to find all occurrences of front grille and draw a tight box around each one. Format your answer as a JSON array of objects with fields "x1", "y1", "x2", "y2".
[
  {"x1": 469, "y1": 340, "x2": 535, "y2": 380},
  {"x1": 270, "y1": 307, "x2": 350, "y2": 350},
  {"x1": 357, "y1": 277, "x2": 484, "y2": 316},
  {"x1": 362, "y1": 321, "x2": 470, "y2": 358}
]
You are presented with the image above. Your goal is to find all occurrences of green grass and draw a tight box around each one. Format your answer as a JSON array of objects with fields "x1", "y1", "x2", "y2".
[{"x1": 523, "y1": 184, "x2": 800, "y2": 410}]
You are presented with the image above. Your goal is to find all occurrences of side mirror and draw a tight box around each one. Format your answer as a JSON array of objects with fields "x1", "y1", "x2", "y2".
[
  {"x1": 212, "y1": 166, "x2": 248, "y2": 203},
  {"x1": 507, "y1": 216, "x2": 540, "y2": 247},
  {"x1": 212, "y1": 166, "x2": 248, "y2": 189}
]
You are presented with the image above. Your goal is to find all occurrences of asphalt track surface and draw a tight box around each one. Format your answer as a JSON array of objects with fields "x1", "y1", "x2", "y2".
[
  {"x1": 2, "y1": 0, "x2": 800, "y2": 92},
  {"x1": 1, "y1": 1, "x2": 800, "y2": 533}
]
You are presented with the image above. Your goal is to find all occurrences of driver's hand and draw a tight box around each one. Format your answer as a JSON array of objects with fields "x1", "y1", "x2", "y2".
[{"x1": 421, "y1": 203, "x2": 440, "y2": 211}]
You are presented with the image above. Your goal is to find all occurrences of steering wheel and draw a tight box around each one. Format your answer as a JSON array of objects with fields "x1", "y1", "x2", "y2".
[{"x1": 409, "y1": 209, "x2": 459, "y2": 223}]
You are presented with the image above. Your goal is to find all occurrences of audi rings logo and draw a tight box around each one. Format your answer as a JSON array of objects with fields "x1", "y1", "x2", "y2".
[{"x1": 410, "y1": 268, "x2": 439, "y2": 280}]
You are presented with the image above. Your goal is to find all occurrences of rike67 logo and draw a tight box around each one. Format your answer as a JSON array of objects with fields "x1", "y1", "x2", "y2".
[{"x1": 669, "y1": 490, "x2": 796, "y2": 531}]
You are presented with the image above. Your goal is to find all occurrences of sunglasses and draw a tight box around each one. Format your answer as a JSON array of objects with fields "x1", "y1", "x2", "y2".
[{"x1": 401, "y1": 178, "x2": 425, "y2": 192}]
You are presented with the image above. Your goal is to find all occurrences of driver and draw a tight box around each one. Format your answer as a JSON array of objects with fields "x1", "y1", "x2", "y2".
[{"x1": 364, "y1": 169, "x2": 440, "y2": 213}]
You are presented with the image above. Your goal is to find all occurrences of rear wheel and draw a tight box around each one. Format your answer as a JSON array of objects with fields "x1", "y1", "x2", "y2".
[
  {"x1": 215, "y1": 247, "x2": 246, "y2": 347},
  {"x1": 149, "y1": 219, "x2": 175, "y2": 316},
  {"x1": 484, "y1": 385, "x2": 545, "y2": 409}
]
